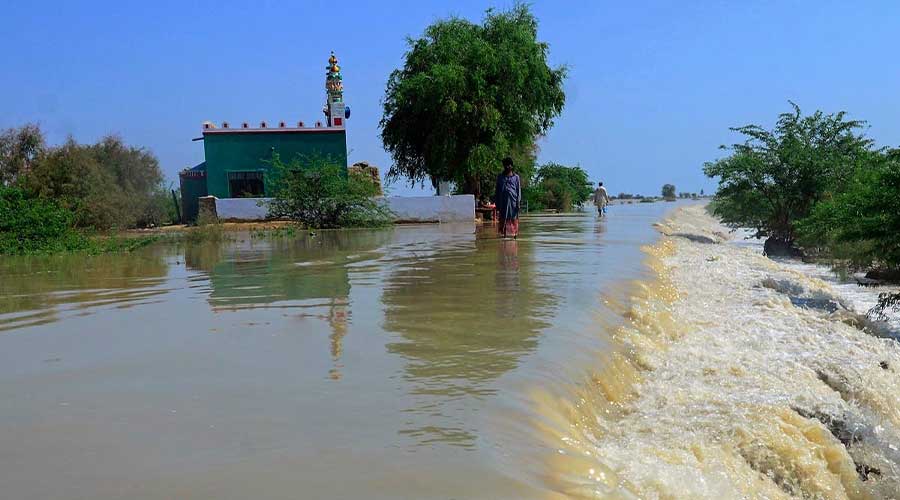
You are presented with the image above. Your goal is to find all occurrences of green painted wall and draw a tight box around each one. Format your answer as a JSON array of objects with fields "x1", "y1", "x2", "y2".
[{"x1": 202, "y1": 130, "x2": 348, "y2": 198}]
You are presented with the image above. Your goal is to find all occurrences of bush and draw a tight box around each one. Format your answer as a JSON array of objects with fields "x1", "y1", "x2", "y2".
[
  {"x1": 798, "y1": 149, "x2": 900, "y2": 270},
  {"x1": 0, "y1": 186, "x2": 86, "y2": 254},
  {"x1": 797, "y1": 150, "x2": 900, "y2": 319},
  {"x1": 0, "y1": 186, "x2": 159, "y2": 255},
  {"x1": 12, "y1": 126, "x2": 170, "y2": 230},
  {"x1": 266, "y1": 155, "x2": 393, "y2": 229},
  {"x1": 704, "y1": 103, "x2": 871, "y2": 251}
]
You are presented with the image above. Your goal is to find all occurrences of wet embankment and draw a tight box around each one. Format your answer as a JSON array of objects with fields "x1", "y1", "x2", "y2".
[{"x1": 544, "y1": 205, "x2": 900, "y2": 499}]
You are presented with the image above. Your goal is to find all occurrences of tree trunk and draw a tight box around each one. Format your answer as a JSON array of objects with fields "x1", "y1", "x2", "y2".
[
  {"x1": 763, "y1": 237, "x2": 803, "y2": 258},
  {"x1": 463, "y1": 175, "x2": 481, "y2": 200}
]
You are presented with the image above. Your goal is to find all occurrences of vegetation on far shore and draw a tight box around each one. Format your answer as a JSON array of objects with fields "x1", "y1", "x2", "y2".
[
  {"x1": 0, "y1": 123, "x2": 181, "y2": 256},
  {"x1": 0, "y1": 186, "x2": 159, "y2": 256}
]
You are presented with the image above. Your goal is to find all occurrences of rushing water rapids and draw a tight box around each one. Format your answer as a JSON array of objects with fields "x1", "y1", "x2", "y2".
[
  {"x1": 542, "y1": 205, "x2": 900, "y2": 499},
  {"x1": 1, "y1": 202, "x2": 897, "y2": 499}
]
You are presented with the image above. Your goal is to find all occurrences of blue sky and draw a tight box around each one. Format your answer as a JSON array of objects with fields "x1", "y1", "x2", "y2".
[{"x1": 3, "y1": 1, "x2": 899, "y2": 196}]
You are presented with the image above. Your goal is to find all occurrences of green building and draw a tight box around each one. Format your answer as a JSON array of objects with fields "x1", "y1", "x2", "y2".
[{"x1": 180, "y1": 52, "x2": 350, "y2": 222}]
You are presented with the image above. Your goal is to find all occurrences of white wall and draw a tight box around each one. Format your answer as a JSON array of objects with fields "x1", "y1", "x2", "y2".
[
  {"x1": 212, "y1": 195, "x2": 475, "y2": 223},
  {"x1": 215, "y1": 198, "x2": 271, "y2": 221},
  {"x1": 383, "y1": 195, "x2": 474, "y2": 223}
]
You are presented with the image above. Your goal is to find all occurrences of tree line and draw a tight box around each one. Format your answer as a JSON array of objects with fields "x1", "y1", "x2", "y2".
[
  {"x1": 705, "y1": 102, "x2": 900, "y2": 316},
  {"x1": 0, "y1": 124, "x2": 175, "y2": 255},
  {"x1": 1, "y1": 124, "x2": 176, "y2": 230}
]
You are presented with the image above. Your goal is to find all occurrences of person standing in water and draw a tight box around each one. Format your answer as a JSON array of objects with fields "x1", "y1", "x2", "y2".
[
  {"x1": 593, "y1": 181, "x2": 610, "y2": 216},
  {"x1": 494, "y1": 157, "x2": 522, "y2": 238}
]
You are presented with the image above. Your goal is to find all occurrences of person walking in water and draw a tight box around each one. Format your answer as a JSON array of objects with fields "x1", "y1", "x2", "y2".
[
  {"x1": 593, "y1": 181, "x2": 610, "y2": 216},
  {"x1": 494, "y1": 157, "x2": 522, "y2": 238}
]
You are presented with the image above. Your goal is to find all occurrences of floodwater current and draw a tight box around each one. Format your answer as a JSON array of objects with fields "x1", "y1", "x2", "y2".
[{"x1": 0, "y1": 203, "x2": 680, "y2": 499}]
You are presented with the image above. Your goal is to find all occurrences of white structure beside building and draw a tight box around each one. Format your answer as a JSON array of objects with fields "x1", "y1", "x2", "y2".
[{"x1": 211, "y1": 195, "x2": 475, "y2": 224}]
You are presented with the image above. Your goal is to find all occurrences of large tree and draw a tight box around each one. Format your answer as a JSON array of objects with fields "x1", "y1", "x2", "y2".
[{"x1": 380, "y1": 4, "x2": 566, "y2": 198}]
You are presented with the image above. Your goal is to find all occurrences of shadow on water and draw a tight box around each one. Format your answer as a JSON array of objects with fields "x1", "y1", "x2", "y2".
[{"x1": 381, "y1": 223, "x2": 559, "y2": 448}]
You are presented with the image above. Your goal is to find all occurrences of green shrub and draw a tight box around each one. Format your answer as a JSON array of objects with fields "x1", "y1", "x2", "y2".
[
  {"x1": 266, "y1": 154, "x2": 393, "y2": 229},
  {"x1": 798, "y1": 150, "x2": 900, "y2": 267},
  {"x1": 0, "y1": 186, "x2": 87, "y2": 254},
  {"x1": 0, "y1": 186, "x2": 159, "y2": 255},
  {"x1": 794, "y1": 148, "x2": 900, "y2": 319},
  {"x1": 249, "y1": 225, "x2": 299, "y2": 239}
]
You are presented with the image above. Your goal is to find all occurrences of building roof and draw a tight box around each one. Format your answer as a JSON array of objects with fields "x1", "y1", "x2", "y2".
[
  {"x1": 201, "y1": 123, "x2": 345, "y2": 135},
  {"x1": 179, "y1": 161, "x2": 207, "y2": 178}
]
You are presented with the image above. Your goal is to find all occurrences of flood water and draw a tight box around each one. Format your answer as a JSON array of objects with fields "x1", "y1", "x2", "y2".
[{"x1": 0, "y1": 203, "x2": 678, "y2": 499}]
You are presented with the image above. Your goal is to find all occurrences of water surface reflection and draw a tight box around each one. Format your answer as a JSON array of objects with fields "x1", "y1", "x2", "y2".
[
  {"x1": 0, "y1": 204, "x2": 678, "y2": 499},
  {"x1": 0, "y1": 251, "x2": 170, "y2": 332},
  {"x1": 382, "y1": 227, "x2": 557, "y2": 448}
]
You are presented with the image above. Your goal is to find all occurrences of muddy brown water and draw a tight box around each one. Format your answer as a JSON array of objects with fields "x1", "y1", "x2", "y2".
[{"x1": 0, "y1": 203, "x2": 678, "y2": 499}]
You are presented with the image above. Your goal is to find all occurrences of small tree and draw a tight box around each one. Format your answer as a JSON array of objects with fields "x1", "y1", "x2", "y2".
[
  {"x1": 661, "y1": 184, "x2": 676, "y2": 199},
  {"x1": 523, "y1": 163, "x2": 592, "y2": 211},
  {"x1": 0, "y1": 124, "x2": 45, "y2": 186},
  {"x1": 380, "y1": 4, "x2": 566, "y2": 198},
  {"x1": 704, "y1": 103, "x2": 871, "y2": 254},
  {"x1": 266, "y1": 155, "x2": 393, "y2": 229}
]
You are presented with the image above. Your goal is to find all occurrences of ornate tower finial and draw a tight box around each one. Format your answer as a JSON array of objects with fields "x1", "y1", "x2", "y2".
[
  {"x1": 324, "y1": 51, "x2": 348, "y2": 126},
  {"x1": 325, "y1": 51, "x2": 343, "y2": 99}
]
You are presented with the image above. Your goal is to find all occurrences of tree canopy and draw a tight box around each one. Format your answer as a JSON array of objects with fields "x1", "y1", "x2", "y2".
[
  {"x1": 703, "y1": 102, "x2": 871, "y2": 249},
  {"x1": 380, "y1": 4, "x2": 566, "y2": 197}
]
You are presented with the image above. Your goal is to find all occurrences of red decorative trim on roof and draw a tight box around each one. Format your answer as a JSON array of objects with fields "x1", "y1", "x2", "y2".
[{"x1": 202, "y1": 126, "x2": 345, "y2": 135}]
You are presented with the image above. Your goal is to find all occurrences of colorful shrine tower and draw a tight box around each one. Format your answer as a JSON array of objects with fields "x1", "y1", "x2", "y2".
[{"x1": 323, "y1": 51, "x2": 349, "y2": 127}]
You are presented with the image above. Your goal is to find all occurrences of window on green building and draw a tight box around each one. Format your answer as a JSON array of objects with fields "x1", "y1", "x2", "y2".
[{"x1": 228, "y1": 171, "x2": 265, "y2": 198}]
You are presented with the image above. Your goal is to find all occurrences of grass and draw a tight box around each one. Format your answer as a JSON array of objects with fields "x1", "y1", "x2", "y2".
[
  {"x1": 249, "y1": 225, "x2": 300, "y2": 239},
  {"x1": 0, "y1": 231, "x2": 160, "y2": 256}
]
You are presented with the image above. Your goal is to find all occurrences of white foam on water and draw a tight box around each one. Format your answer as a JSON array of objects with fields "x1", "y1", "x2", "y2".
[
  {"x1": 730, "y1": 228, "x2": 900, "y2": 337},
  {"x1": 540, "y1": 205, "x2": 900, "y2": 499}
]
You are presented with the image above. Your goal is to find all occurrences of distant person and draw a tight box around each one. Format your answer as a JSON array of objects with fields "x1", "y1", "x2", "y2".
[
  {"x1": 494, "y1": 157, "x2": 521, "y2": 238},
  {"x1": 593, "y1": 181, "x2": 610, "y2": 215}
]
